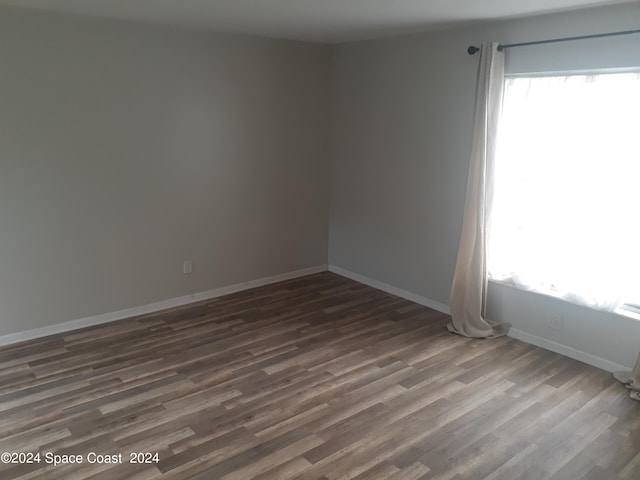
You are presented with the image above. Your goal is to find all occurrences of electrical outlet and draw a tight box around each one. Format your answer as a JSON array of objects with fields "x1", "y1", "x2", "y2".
[
  {"x1": 546, "y1": 314, "x2": 563, "y2": 330},
  {"x1": 183, "y1": 259, "x2": 193, "y2": 275}
]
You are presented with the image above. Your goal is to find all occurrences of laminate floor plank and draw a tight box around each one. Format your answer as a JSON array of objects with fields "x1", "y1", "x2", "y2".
[{"x1": 0, "y1": 272, "x2": 637, "y2": 479}]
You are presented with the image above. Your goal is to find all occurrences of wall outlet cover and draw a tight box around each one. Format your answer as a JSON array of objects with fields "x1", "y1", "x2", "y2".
[{"x1": 183, "y1": 259, "x2": 193, "y2": 275}]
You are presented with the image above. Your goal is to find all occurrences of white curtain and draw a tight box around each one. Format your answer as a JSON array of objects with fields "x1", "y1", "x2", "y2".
[
  {"x1": 448, "y1": 43, "x2": 510, "y2": 338},
  {"x1": 489, "y1": 72, "x2": 640, "y2": 312},
  {"x1": 614, "y1": 355, "x2": 640, "y2": 402}
]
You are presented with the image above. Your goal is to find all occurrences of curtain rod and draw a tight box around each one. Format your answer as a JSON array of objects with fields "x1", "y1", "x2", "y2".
[{"x1": 467, "y1": 28, "x2": 640, "y2": 55}]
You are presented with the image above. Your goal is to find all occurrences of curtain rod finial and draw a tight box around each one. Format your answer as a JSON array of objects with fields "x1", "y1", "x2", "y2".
[{"x1": 467, "y1": 45, "x2": 480, "y2": 55}]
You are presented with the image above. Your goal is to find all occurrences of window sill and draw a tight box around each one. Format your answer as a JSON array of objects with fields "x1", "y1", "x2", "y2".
[
  {"x1": 487, "y1": 278, "x2": 640, "y2": 322},
  {"x1": 616, "y1": 306, "x2": 640, "y2": 322}
]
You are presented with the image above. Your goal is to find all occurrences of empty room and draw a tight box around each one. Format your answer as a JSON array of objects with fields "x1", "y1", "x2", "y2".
[{"x1": 1, "y1": 0, "x2": 639, "y2": 479}]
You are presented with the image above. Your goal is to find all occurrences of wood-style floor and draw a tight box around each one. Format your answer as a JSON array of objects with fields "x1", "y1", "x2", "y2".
[{"x1": 0, "y1": 272, "x2": 638, "y2": 480}]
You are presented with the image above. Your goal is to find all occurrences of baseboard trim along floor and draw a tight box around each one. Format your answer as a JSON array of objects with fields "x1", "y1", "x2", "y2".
[
  {"x1": 328, "y1": 265, "x2": 451, "y2": 315},
  {"x1": 2, "y1": 263, "x2": 629, "y2": 372},
  {"x1": 328, "y1": 265, "x2": 629, "y2": 373},
  {"x1": 0, "y1": 264, "x2": 328, "y2": 347}
]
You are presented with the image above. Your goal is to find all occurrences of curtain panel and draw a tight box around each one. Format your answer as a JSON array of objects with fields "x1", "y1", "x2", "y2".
[{"x1": 447, "y1": 42, "x2": 510, "y2": 338}]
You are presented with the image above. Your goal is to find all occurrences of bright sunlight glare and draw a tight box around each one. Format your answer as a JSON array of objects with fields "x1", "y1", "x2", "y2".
[{"x1": 489, "y1": 72, "x2": 640, "y2": 311}]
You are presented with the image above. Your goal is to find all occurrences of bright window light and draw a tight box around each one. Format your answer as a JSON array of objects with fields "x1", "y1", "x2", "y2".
[{"x1": 489, "y1": 71, "x2": 640, "y2": 312}]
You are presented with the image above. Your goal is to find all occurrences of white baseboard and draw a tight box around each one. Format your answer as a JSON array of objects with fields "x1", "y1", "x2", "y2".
[
  {"x1": 0, "y1": 265, "x2": 328, "y2": 347},
  {"x1": 328, "y1": 264, "x2": 451, "y2": 315},
  {"x1": 2, "y1": 263, "x2": 629, "y2": 374},
  {"x1": 328, "y1": 264, "x2": 629, "y2": 373},
  {"x1": 507, "y1": 328, "x2": 629, "y2": 372}
]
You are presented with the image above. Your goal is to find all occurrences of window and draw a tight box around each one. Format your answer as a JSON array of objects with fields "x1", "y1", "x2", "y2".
[{"x1": 488, "y1": 71, "x2": 640, "y2": 313}]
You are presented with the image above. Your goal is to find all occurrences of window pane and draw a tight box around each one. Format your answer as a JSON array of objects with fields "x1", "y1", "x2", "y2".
[{"x1": 489, "y1": 72, "x2": 640, "y2": 311}]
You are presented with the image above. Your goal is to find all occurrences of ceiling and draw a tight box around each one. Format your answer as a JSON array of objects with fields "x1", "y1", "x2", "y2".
[{"x1": 0, "y1": 0, "x2": 633, "y2": 43}]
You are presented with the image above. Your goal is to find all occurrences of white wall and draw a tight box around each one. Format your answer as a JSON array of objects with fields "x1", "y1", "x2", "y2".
[
  {"x1": 0, "y1": 6, "x2": 330, "y2": 337},
  {"x1": 329, "y1": 2, "x2": 640, "y2": 369}
]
